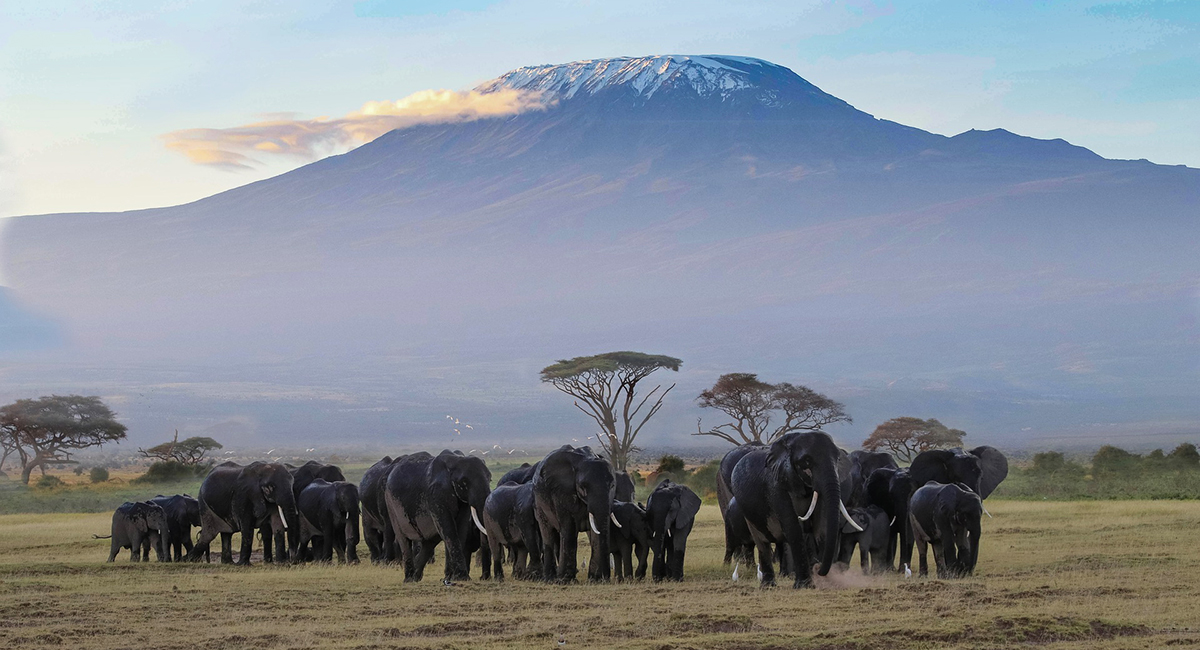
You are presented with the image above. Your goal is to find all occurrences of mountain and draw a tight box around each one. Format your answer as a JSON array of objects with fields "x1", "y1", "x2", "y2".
[{"x1": 2, "y1": 55, "x2": 1197, "y2": 451}]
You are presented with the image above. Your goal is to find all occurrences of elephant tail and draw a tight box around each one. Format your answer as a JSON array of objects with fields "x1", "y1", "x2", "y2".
[{"x1": 92, "y1": 534, "x2": 113, "y2": 539}]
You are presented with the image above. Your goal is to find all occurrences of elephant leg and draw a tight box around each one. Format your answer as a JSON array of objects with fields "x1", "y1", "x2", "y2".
[
  {"x1": 556, "y1": 521, "x2": 579, "y2": 584},
  {"x1": 237, "y1": 521, "x2": 255, "y2": 566},
  {"x1": 539, "y1": 525, "x2": 558, "y2": 582},
  {"x1": 900, "y1": 518, "x2": 915, "y2": 574},
  {"x1": 108, "y1": 537, "x2": 120, "y2": 562},
  {"x1": 489, "y1": 537, "x2": 504, "y2": 581},
  {"x1": 623, "y1": 542, "x2": 635, "y2": 581},
  {"x1": 754, "y1": 539, "x2": 776, "y2": 587},
  {"x1": 414, "y1": 539, "x2": 438, "y2": 582},
  {"x1": 670, "y1": 539, "x2": 687, "y2": 581},
  {"x1": 915, "y1": 536, "x2": 929, "y2": 577},
  {"x1": 130, "y1": 533, "x2": 142, "y2": 562},
  {"x1": 382, "y1": 519, "x2": 398, "y2": 564},
  {"x1": 217, "y1": 532, "x2": 232, "y2": 564},
  {"x1": 397, "y1": 538, "x2": 416, "y2": 581},
  {"x1": 635, "y1": 542, "x2": 649, "y2": 581}
]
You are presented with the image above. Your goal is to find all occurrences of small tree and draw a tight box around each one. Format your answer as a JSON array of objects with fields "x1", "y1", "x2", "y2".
[
  {"x1": 0, "y1": 395, "x2": 128, "y2": 484},
  {"x1": 694, "y1": 373, "x2": 850, "y2": 445},
  {"x1": 89, "y1": 466, "x2": 110, "y2": 483},
  {"x1": 139, "y1": 430, "x2": 222, "y2": 465},
  {"x1": 861, "y1": 417, "x2": 966, "y2": 463},
  {"x1": 1092, "y1": 445, "x2": 1141, "y2": 476},
  {"x1": 1168, "y1": 443, "x2": 1200, "y2": 469},
  {"x1": 541, "y1": 351, "x2": 681, "y2": 471},
  {"x1": 655, "y1": 454, "x2": 685, "y2": 475}
]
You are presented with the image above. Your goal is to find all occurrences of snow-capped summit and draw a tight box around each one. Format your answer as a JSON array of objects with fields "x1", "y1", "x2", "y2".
[{"x1": 476, "y1": 55, "x2": 856, "y2": 116}]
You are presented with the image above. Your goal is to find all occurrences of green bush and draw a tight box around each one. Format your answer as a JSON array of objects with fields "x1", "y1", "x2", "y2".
[
  {"x1": 133, "y1": 460, "x2": 210, "y2": 484},
  {"x1": 656, "y1": 455, "x2": 685, "y2": 475},
  {"x1": 34, "y1": 474, "x2": 64, "y2": 489},
  {"x1": 89, "y1": 466, "x2": 110, "y2": 483}
]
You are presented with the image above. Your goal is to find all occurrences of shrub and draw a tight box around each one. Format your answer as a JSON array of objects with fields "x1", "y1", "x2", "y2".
[
  {"x1": 89, "y1": 466, "x2": 110, "y2": 483},
  {"x1": 133, "y1": 460, "x2": 210, "y2": 484},
  {"x1": 656, "y1": 455, "x2": 685, "y2": 475},
  {"x1": 683, "y1": 459, "x2": 721, "y2": 501},
  {"x1": 73, "y1": 465, "x2": 86, "y2": 476},
  {"x1": 34, "y1": 475, "x2": 64, "y2": 489}
]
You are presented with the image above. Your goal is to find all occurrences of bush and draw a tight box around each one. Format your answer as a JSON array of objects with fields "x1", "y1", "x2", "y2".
[
  {"x1": 683, "y1": 459, "x2": 721, "y2": 501},
  {"x1": 34, "y1": 475, "x2": 64, "y2": 489},
  {"x1": 89, "y1": 466, "x2": 110, "y2": 483},
  {"x1": 133, "y1": 460, "x2": 210, "y2": 484},
  {"x1": 656, "y1": 455, "x2": 685, "y2": 475},
  {"x1": 73, "y1": 465, "x2": 86, "y2": 476}
]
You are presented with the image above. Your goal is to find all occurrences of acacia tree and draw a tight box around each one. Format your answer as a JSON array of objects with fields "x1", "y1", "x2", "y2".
[
  {"x1": 861, "y1": 417, "x2": 965, "y2": 463},
  {"x1": 540, "y1": 351, "x2": 681, "y2": 471},
  {"x1": 693, "y1": 373, "x2": 851, "y2": 445},
  {"x1": 139, "y1": 430, "x2": 223, "y2": 465},
  {"x1": 0, "y1": 395, "x2": 128, "y2": 483}
]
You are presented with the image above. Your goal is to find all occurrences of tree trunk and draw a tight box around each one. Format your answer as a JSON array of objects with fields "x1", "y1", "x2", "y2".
[{"x1": 21, "y1": 451, "x2": 46, "y2": 484}]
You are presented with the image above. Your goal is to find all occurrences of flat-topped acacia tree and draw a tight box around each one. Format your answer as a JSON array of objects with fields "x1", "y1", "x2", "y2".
[
  {"x1": 540, "y1": 351, "x2": 681, "y2": 472},
  {"x1": 0, "y1": 395, "x2": 127, "y2": 483}
]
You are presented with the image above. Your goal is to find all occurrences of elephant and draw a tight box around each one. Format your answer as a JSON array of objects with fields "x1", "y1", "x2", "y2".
[
  {"x1": 909, "y1": 446, "x2": 1009, "y2": 501},
  {"x1": 842, "y1": 450, "x2": 897, "y2": 508},
  {"x1": 497, "y1": 463, "x2": 535, "y2": 486},
  {"x1": 717, "y1": 443, "x2": 765, "y2": 564},
  {"x1": 864, "y1": 467, "x2": 916, "y2": 572},
  {"x1": 482, "y1": 481, "x2": 542, "y2": 581},
  {"x1": 531, "y1": 445, "x2": 615, "y2": 583},
  {"x1": 360, "y1": 455, "x2": 401, "y2": 563},
  {"x1": 909, "y1": 481, "x2": 982, "y2": 578},
  {"x1": 837, "y1": 505, "x2": 890, "y2": 574},
  {"x1": 608, "y1": 500, "x2": 650, "y2": 582},
  {"x1": 730, "y1": 430, "x2": 859, "y2": 588},
  {"x1": 722, "y1": 497, "x2": 755, "y2": 574},
  {"x1": 383, "y1": 450, "x2": 492, "y2": 582},
  {"x1": 188, "y1": 461, "x2": 301, "y2": 565},
  {"x1": 149, "y1": 494, "x2": 202, "y2": 562},
  {"x1": 105, "y1": 501, "x2": 168, "y2": 562},
  {"x1": 645, "y1": 480, "x2": 702, "y2": 582},
  {"x1": 276, "y1": 461, "x2": 346, "y2": 561},
  {"x1": 614, "y1": 471, "x2": 636, "y2": 502},
  {"x1": 298, "y1": 479, "x2": 361, "y2": 563}
]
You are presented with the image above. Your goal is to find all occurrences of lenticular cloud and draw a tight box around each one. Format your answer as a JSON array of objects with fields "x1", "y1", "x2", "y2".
[{"x1": 163, "y1": 88, "x2": 549, "y2": 170}]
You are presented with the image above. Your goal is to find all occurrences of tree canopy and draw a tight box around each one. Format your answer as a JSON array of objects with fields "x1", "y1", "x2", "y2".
[
  {"x1": 540, "y1": 351, "x2": 681, "y2": 471},
  {"x1": 861, "y1": 417, "x2": 965, "y2": 463},
  {"x1": 139, "y1": 431, "x2": 223, "y2": 465},
  {"x1": 0, "y1": 395, "x2": 127, "y2": 483},
  {"x1": 693, "y1": 372, "x2": 850, "y2": 445}
]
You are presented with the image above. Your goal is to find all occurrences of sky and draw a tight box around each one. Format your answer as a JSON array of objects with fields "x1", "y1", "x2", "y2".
[{"x1": 0, "y1": 0, "x2": 1197, "y2": 218}]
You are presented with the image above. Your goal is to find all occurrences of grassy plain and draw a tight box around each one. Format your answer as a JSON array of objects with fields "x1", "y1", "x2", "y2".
[{"x1": 0, "y1": 500, "x2": 1198, "y2": 649}]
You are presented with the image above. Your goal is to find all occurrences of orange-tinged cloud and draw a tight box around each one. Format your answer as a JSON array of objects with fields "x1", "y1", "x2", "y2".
[{"x1": 163, "y1": 88, "x2": 549, "y2": 170}]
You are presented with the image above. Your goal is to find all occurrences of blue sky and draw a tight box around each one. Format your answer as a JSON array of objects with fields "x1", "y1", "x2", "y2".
[{"x1": 1, "y1": 0, "x2": 1197, "y2": 217}]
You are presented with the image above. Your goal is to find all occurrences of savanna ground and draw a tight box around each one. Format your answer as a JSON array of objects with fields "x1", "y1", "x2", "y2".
[{"x1": 1, "y1": 499, "x2": 1198, "y2": 649}]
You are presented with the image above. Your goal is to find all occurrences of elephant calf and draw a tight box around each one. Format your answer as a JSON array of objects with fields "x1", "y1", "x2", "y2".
[
  {"x1": 298, "y1": 479, "x2": 361, "y2": 564},
  {"x1": 646, "y1": 480, "x2": 702, "y2": 582},
  {"x1": 909, "y1": 481, "x2": 983, "y2": 579},
  {"x1": 483, "y1": 481, "x2": 542, "y2": 581},
  {"x1": 149, "y1": 494, "x2": 202, "y2": 562},
  {"x1": 609, "y1": 500, "x2": 650, "y2": 582},
  {"x1": 838, "y1": 505, "x2": 890, "y2": 574},
  {"x1": 106, "y1": 501, "x2": 169, "y2": 562}
]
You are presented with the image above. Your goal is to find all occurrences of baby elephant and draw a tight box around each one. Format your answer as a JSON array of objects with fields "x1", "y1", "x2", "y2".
[
  {"x1": 909, "y1": 481, "x2": 982, "y2": 578},
  {"x1": 298, "y1": 479, "x2": 361, "y2": 563},
  {"x1": 609, "y1": 500, "x2": 650, "y2": 581},
  {"x1": 106, "y1": 501, "x2": 169, "y2": 562},
  {"x1": 837, "y1": 504, "x2": 890, "y2": 574},
  {"x1": 645, "y1": 480, "x2": 702, "y2": 582}
]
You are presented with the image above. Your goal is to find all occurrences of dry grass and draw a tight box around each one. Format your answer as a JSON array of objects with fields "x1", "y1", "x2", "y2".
[{"x1": 0, "y1": 500, "x2": 1198, "y2": 649}]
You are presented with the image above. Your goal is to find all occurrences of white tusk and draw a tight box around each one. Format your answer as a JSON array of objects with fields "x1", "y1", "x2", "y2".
[
  {"x1": 589, "y1": 513, "x2": 602, "y2": 536},
  {"x1": 982, "y1": 504, "x2": 993, "y2": 519},
  {"x1": 839, "y1": 500, "x2": 863, "y2": 532},
  {"x1": 732, "y1": 561, "x2": 740, "y2": 581},
  {"x1": 610, "y1": 512, "x2": 622, "y2": 528},
  {"x1": 890, "y1": 516, "x2": 897, "y2": 527},
  {"x1": 470, "y1": 506, "x2": 487, "y2": 537},
  {"x1": 797, "y1": 491, "x2": 819, "y2": 521},
  {"x1": 277, "y1": 505, "x2": 288, "y2": 530}
]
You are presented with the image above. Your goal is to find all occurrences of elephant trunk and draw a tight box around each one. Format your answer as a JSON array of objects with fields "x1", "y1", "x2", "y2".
[
  {"x1": 276, "y1": 492, "x2": 301, "y2": 561},
  {"x1": 965, "y1": 517, "x2": 981, "y2": 575},
  {"x1": 587, "y1": 492, "x2": 611, "y2": 577},
  {"x1": 815, "y1": 469, "x2": 842, "y2": 577}
]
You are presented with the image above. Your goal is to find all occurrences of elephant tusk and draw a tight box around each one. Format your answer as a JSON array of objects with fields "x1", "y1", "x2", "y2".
[
  {"x1": 839, "y1": 500, "x2": 863, "y2": 532},
  {"x1": 470, "y1": 506, "x2": 487, "y2": 537},
  {"x1": 589, "y1": 513, "x2": 602, "y2": 536},
  {"x1": 981, "y1": 504, "x2": 993, "y2": 519},
  {"x1": 797, "y1": 491, "x2": 819, "y2": 521},
  {"x1": 890, "y1": 516, "x2": 897, "y2": 527},
  {"x1": 277, "y1": 505, "x2": 288, "y2": 530},
  {"x1": 610, "y1": 512, "x2": 622, "y2": 528}
]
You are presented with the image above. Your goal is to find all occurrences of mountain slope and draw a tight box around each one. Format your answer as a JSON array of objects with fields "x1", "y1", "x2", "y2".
[{"x1": 2, "y1": 55, "x2": 1197, "y2": 450}]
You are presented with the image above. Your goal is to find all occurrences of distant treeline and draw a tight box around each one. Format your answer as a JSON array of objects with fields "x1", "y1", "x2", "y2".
[{"x1": 996, "y1": 443, "x2": 1200, "y2": 500}]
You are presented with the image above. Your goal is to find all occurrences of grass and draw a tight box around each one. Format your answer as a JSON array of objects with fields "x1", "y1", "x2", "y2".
[{"x1": 0, "y1": 500, "x2": 1198, "y2": 649}]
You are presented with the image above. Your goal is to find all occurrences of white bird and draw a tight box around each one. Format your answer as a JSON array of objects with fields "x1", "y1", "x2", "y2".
[
  {"x1": 756, "y1": 563, "x2": 764, "y2": 582},
  {"x1": 904, "y1": 563, "x2": 913, "y2": 579},
  {"x1": 507, "y1": 449, "x2": 516, "y2": 454},
  {"x1": 732, "y1": 561, "x2": 740, "y2": 581},
  {"x1": 306, "y1": 448, "x2": 315, "y2": 453},
  {"x1": 586, "y1": 436, "x2": 593, "y2": 440},
  {"x1": 468, "y1": 449, "x2": 478, "y2": 454},
  {"x1": 557, "y1": 634, "x2": 566, "y2": 647},
  {"x1": 454, "y1": 418, "x2": 460, "y2": 424},
  {"x1": 493, "y1": 444, "x2": 501, "y2": 449},
  {"x1": 454, "y1": 429, "x2": 461, "y2": 435},
  {"x1": 572, "y1": 438, "x2": 578, "y2": 442},
  {"x1": 446, "y1": 415, "x2": 453, "y2": 419},
  {"x1": 266, "y1": 449, "x2": 275, "y2": 455},
  {"x1": 464, "y1": 424, "x2": 473, "y2": 430},
  {"x1": 482, "y1": 451, "x2": 489, "y2": 455}
]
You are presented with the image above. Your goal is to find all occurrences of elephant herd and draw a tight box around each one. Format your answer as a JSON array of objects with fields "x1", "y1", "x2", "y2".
[
  {"x1": 102, "y1": 434, "x2": 1007, "y2": 587},
  {"x1": 717, "y1": 432, "x2": 1008, "y2": 585},
  {"x1": 102, "y1": 445, "x2": 704, "y2": 585}
]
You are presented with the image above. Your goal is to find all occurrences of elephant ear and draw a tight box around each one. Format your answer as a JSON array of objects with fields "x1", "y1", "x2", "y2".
[
  {"x1": 864, "y1": 468, "x2": 892, "y2": 510},
  {"x1": 677, "y1": 487, "x2": 702, "y2": 524},
  {"x1": 765, "y1": 436, "x2": 793, "y2": 476},
  {"x1": 909, "y1": 449, "x2": 955, "y2": 487},
  {"x1": 836, "y1": 448, "x2": 852, "y2": 484},
  {"x1": 970, "y1": 446, "x2": 1009, "y2": 499}
]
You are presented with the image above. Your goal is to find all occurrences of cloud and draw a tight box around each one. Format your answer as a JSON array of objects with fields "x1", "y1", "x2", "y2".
[{"x1": 163, "y1": 88, "x2": 549, "y2": 170}]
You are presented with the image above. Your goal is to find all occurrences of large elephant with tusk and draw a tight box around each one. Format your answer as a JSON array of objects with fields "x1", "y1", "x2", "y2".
[
  {"x1": 383, "y1": 450, "x2": 492, "y2": 582},
  {"x1": 730, "y1": 430, "x2": 860, "y2": 588},
  {"x1": 531, "y1": 445, "x2": 615, "y2": 583},
  {"x1": 188, "y1": 461, "x2": 301, "y2": 565}
]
